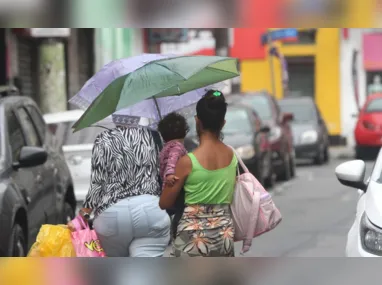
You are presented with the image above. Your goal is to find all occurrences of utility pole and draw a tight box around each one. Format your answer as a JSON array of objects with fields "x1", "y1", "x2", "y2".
[
  {"x1": 214, "y1": 28, "x2": 229, "y2": 57},
  {"x1": 267, "y1": 32, "x2": 276, "y2": 97},
  {"x1": 214, "y1": 28, "x2": 234, "y2": 94},
  {"x1": 147, "y1": 29, "x2": 161, "y2": 53},
  {"x1": 38, "y1": 38, "x2": 67, "y2": 114}
]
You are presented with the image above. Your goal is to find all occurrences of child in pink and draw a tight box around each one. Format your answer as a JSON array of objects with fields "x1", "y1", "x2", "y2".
[{"x1": 157, "y1": 112, "x2": 189, "y2": 239}]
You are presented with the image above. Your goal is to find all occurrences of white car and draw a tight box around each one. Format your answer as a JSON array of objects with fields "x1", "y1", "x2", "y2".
[
  {"x1": 335, "y1": 149, "x2": 382, "y2": 257},
  {"x1": 44, "y1": 110, "x2": 114, "y2": 201}
]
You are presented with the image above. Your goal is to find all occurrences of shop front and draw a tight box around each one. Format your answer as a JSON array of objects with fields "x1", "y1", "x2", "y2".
[{"x1": 241, "y1": 28, "x2": 342, "y2": 144}]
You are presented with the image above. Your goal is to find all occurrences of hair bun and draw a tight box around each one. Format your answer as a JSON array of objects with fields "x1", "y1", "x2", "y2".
[{"x1": 205, "y1": 90, "x2": 227, "y2": 110}]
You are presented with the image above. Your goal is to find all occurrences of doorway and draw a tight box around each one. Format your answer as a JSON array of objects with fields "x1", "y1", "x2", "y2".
[{"x1": 285, "y1": 56, "x2": 315, "y2": 98}]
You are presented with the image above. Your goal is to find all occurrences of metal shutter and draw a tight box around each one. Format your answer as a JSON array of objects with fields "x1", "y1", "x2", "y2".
[
  {"x1": 286, "y1": 57, "x2": 315, "y2": 98},
  {"x1": 16, "y1": 36, "x2": 37, "y2": 100}
]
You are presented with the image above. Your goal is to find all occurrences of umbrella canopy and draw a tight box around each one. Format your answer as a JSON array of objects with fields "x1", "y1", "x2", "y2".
[{"x1": 71, "y1": 55, "x2": 239, "y2": 132}]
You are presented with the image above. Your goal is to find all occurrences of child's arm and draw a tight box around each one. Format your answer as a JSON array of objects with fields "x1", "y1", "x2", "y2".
[{"x1": 163, "y1": 145, "x2": 185, "y2": 178}]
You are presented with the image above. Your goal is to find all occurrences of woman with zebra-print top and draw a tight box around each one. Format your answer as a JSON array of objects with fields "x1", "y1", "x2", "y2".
[{"x1": 76, "y1": 126, "x2": 171, "y2": 257}]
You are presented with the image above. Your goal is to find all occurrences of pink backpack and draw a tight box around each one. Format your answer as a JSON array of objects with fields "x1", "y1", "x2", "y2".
[{"x1": 229, "y1": 146, "x2": 282, "y2": 255}]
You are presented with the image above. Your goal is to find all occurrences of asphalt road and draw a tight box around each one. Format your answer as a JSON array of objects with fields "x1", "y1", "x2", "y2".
[{"x1": 231, "y1": 157, "x2": 375, "y2": 257}]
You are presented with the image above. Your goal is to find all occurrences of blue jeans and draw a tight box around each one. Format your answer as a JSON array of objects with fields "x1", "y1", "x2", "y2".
[{"x1": 93, "y1": 195, "x2": 171, "y2": 257}]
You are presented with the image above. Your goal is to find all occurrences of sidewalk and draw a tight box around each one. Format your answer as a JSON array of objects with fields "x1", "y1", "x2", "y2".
[{"x1": 329, "y1": 146, "x2": 354, "y2": 160}]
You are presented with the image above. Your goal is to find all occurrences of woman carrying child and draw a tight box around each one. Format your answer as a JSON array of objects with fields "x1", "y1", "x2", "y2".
[{"x1": 159, "y1": 90, "x2": 238, "y2": 257}]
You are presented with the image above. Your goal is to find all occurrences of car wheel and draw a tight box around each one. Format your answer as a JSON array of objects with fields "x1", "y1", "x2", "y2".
[
  {"x1": 264, "y1": 153, "x2": 275, "y2": 187},
  {"x1": 264, "y1": 169, "x2": 276, "y2": 188},
  {"x1": 314, "y1": 146, "x2": 325, "y2": 165},
  {"x1": 323, "y1": 145, "x2": 330, "y2": 163},
  {"x1": 279, "y1": 153, "x2": 291, "y2": 181},
  {"x1": 63, "y1": 202, "x2": 75, "y2": 224},
  {"x1": 289, "y1": 153, "x2": 296, "y2": 178},
  {"x1": 8, "y1": 224, "x2": 27, "y2": 257},
  {"x1": 355, "y1": 145, "x2": 365, "y2": 160}
]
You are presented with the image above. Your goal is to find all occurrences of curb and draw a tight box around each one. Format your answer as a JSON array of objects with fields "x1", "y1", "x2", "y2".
[{"x1": 329, "y1": 147, "x2": 354, "y2": 160}]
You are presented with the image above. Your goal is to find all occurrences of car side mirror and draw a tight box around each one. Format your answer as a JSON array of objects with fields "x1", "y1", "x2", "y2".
[
  {"x1": 282, "y1": 112, "x2": 294, "y2": 124},
  {"x1": 13, "y1": 146, "x2": 48, "y2": 170},
  {"x1": 335, "y1": 160, "x2": 367, "y2": 191},
  {"x1": 260, "y1": 126, "x2": 270, "y2": 133}
]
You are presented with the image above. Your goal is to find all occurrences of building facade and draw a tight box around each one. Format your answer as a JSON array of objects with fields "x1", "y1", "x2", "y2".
[
  {"x1": 94, "y1": 28, "x2": 144, "y2": 72},
  {"x1": 340, "y1": 29, "x2": 382, "y2": 148},
  {"x1": 241, "y1": 28, "x2": 342, "y2": 144}
]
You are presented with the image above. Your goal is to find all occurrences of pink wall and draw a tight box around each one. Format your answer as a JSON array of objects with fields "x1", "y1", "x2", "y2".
[{"x1": 363, "y1": 33, "x2": 382, "y2": 70}]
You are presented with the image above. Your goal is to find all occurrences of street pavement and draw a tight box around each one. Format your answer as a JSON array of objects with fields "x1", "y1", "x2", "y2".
[{"x1": 231, "y1": 157, "x2": 374, "y2": 257}]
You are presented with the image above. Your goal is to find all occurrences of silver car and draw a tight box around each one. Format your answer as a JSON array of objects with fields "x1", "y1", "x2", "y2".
[{"x1": 43, "y1": 110, "x2": 114, "y2": 201}]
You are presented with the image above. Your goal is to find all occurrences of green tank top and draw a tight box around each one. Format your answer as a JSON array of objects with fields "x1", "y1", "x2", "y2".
[{"x1": 184, "y1": 153, "x2": 238, "y2": 205}]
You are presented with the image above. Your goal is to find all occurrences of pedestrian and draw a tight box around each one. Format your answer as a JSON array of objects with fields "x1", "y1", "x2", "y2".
[
  {"x1": 157, "y1": 112, "x2": 189, "y2": 241},
  {"x1": 69, "y1": 126, "x2": 171, "y2": 257},
  {"x1": 159, "y1": 90, "x2": 238, "y2": 257}
]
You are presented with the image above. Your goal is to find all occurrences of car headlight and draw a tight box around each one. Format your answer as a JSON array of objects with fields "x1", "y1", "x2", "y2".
[
  {"x1": 300, "y1": 130, "x2": 318, "y2": 144},
  {"x1": 269, "y1": 127, "x2": 282, "y2": 142},
  {"x1": 360, "y1": 212, "x2": 382, "y2": 255},
  {"x1": 236, "y1": 145, "x2": 255, "y2": 160}
]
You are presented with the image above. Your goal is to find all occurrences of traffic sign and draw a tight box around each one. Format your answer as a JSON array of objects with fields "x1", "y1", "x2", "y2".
[{"x1": 261, "y1": 29, "x2": 298, "y2": 45}]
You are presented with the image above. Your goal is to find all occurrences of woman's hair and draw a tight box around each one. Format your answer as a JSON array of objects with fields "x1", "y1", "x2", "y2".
[
  {"x1": 157, "y1": 112, "x2": 190, "y2": 142},
  {"x1": 196, "y1": 90, "x2": 227, "y2": 137}
]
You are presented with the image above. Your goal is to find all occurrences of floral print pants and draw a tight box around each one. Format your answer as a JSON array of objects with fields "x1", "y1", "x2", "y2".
[{"x1": 171, "y1": 204, "x2": 235, "y2": 257}]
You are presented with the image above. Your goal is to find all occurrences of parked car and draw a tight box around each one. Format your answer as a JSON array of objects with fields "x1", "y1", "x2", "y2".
[
  {"x1": 279, "y1": 96, "x2": 330, "y2": 165},
  {"x1": 227, "y1": 92, "x2": 295, "y2": 181},
  {"x1": 354, "y1": 93, "x2": 382, "y2": 159},
  {"x1": 43, "y1": 110, "x2": 115, "y2": 202},
  {"x1": 335, "y1": 148, "x2": 382, "y2": 257},
  {"x1": 186, "y1": 103, "x2": 274, "y2": 186},
  {"x1": 0, "y1": 92, "x2": 75, "y2": 257}
]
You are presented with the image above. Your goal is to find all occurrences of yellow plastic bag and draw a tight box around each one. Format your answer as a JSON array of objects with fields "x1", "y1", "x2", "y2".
[{"x1": 27, "y1": 224, "x2": 76, "y2": 257}]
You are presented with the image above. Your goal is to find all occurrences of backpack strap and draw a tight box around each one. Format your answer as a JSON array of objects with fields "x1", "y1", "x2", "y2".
[{"x1": 227, "y1": 145, "x2": 250, "y2": 173}]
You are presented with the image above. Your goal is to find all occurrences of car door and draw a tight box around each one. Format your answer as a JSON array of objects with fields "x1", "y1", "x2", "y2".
[
  {"x1": 5, "y1": 106, "x2": 46, "y2": 241},
  {"x1": 14, "y1": 106, "x2": 55, "y2": 224},
  {"x1": 25, "y1": 104, "x2": 60, "y2": 223}
]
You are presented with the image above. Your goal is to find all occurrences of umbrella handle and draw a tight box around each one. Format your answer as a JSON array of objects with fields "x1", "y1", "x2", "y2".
[{"x1": 152, "y1": 97, "x2": 162, "y2": 120}]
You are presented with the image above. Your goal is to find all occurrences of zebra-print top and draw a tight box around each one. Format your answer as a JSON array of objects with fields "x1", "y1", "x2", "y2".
[{"x1": 83, "y1": 126, "x2": 162, "y2": 217}]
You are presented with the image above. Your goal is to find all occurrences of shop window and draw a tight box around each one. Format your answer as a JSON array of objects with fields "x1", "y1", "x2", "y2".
[{"x1": 366, "y1": 71, "x2": 382, "y2": 96}]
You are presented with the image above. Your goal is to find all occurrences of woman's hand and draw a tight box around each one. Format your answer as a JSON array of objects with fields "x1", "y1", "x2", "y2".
[{"x1": 67, "y1": 221, "x2": 77, "y2": 232}]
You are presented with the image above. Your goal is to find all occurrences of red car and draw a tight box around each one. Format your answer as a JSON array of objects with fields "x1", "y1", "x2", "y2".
[{"x1": 354, "y1": 93, "x2": 382, "y2": 158}]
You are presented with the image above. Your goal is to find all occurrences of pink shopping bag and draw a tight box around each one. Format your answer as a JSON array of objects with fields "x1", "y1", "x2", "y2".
[{"x1": 71, "y1": 216, "x2": 106, "y2": 257}]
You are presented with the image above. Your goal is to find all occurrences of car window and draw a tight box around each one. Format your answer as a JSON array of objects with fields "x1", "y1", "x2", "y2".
[
  {"x1": 365, "y1": 98, "x2": 382, "y2": 113},
  {"x1": 187, "y1": 108, "x2": 253, "y2": 136},
  {"x1": 279, "y1": 101, "x2": 318, "y2": 123},
  {"x1": 16, "y1": 107, "x2": 41, "y2": 147},
  {"x1": 241, "y1": 96, "x2": 273, "y2": 121},
  {"x1": 26, "y1": 106, "x2": 46, "y2": 142},
  {"x1": 48, "y1": 121, "x2": 113, "y2": 146},
  {"x1": 224, "y1": 108, "x2": 253, "y2": 134},
  {"x1": 6, "y1": 109, "x2": 26, "y2": 161}
]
